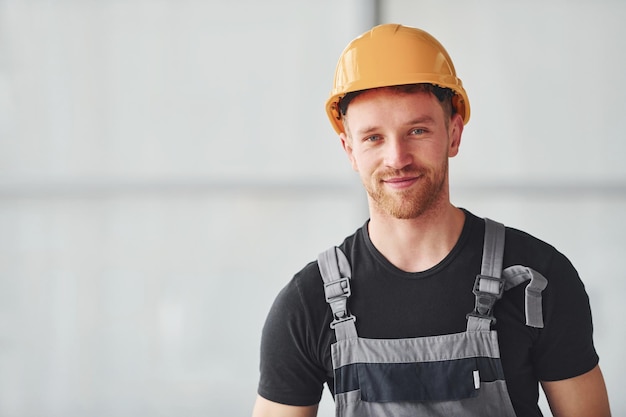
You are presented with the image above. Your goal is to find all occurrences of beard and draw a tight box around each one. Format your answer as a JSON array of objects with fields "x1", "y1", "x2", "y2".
[{"x1": 363, "y1": 158, "x2": 449, "y2": 220}]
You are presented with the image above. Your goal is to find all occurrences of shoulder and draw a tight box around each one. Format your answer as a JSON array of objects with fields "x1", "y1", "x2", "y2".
[
  {"x1": 266, "y1": 260, "x2": 324, "y2": 327},
  {"x1": 499, "y1": 222, "x2": 587, "y2": 305},
  {"x1": 502, "y1": 223, "x2": 574, "y2": 276},
  {"x1": 266, "y1": 225, "x2": 365, "y2": 333}
]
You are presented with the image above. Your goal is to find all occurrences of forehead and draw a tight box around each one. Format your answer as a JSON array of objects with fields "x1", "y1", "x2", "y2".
[{"x1": 344, "y1": 88, "x2": 445, "y2": 130}]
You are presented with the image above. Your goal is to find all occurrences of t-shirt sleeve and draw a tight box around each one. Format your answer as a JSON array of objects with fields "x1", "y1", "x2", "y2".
[
  {"x1": 532, "y1": 250, "x2": 599, "y2": 381},
  {"x1": 257, "y1": 274, "x2": 328, "y2": 406}
]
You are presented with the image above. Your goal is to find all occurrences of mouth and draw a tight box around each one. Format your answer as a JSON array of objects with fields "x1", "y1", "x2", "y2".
[{"x1": 382, "y1": 175, "x2": 420, "y2": 189}]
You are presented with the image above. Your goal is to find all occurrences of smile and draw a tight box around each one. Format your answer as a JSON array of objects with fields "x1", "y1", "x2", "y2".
[{"x1": 382, "y1": 176, "x2": 420, "y2": 189}]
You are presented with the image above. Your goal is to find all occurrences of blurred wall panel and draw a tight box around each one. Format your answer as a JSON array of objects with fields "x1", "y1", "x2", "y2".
[{"x1": 0, "y1": 1, "x2": 370, "y2": 415}]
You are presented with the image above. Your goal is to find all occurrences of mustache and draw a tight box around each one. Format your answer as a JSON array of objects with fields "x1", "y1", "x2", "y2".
[{"x1": 376, "y1": 166, "x2": 423, "y2": 180}]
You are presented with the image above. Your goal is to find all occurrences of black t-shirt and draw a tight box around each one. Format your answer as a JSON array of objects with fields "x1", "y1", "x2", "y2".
[{"x1": 257, "y1": 210, "x2": 599, "y2": 417}]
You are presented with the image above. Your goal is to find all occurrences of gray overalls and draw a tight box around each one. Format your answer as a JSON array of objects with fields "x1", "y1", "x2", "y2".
[{"x1": 317, "y1": 219, "x2": 547, "y2": 417}]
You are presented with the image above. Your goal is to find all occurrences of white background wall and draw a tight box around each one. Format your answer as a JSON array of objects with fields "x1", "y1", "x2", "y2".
[{"x1": 0, "y1": 1, "x2": 624, "y2": 416}]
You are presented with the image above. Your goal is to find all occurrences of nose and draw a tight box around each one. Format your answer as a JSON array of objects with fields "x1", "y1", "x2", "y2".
[{"x1": 383, "y1": 137, "x2": 413, "y2": 169}]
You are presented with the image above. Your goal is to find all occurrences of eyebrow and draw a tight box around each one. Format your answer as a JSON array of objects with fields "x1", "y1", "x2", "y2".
[{"x1": 406, "y1": 116, "x2": 436, "y2": 125}]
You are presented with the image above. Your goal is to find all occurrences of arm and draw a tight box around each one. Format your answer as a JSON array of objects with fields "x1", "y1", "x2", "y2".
[
  {"x1": 255, "y1": 269, "x2": 329, "y2": 417},
  {"x1": 252, "y1": 395, "x2": 318, "y2": 417},
  {"x1": 541, "y1": 365, "x2": 611, "y2": 417}
]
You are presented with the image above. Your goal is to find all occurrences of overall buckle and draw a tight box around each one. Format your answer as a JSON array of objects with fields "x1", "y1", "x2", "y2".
[
  {"x1": 467, "y1": 274, "x2": 505, "y2": 324},
  {"x1": 324, "y1": 277, "x2": 355, "y2": 329}
]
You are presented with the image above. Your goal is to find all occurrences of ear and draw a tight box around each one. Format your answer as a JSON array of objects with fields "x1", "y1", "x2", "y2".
[
  {"x1": 340, "y1": 132, "x2": 359, "y2": 171},
  {"x1": 448, "y1": 113, "x2": 464, "y2": 158}
]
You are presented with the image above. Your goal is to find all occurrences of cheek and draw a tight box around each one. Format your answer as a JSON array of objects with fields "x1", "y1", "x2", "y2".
[{"x1": 352, "y1": 150, "x2": 379, "y2": 175}]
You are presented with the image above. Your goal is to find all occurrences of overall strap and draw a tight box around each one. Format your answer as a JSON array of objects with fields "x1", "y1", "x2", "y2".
[
  {"x1": 318, "y1": 247, "x2": 357, "y2": 340},
  {"x1": 467, "y1": 218, "x2": 506, "y2": 332},
  {"x1": 502, "y1": 265, "x2": 548, "y2": 328}
]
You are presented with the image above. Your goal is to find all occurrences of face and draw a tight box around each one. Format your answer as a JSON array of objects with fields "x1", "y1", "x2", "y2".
[{"x1": 340, "y1": 88, "x2": 463, "y2": 220}]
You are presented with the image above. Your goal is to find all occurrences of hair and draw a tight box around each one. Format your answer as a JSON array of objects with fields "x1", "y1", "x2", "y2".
[{"x1": 338, "y1": 83, "x2": 457, "y2": 121}]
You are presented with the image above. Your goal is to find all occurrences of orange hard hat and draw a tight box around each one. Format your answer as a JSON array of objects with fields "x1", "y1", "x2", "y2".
[{"x1": 325, "y1": 23, "x2": 470, "y2": 134}]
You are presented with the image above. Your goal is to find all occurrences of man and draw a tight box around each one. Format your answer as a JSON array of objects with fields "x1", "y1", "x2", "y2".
[{"x1": 252, "y1": 23, "x2": 611, "y2": 417}]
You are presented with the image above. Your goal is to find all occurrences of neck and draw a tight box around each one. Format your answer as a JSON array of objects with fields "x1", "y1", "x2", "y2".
[{"x1": 367, "y1": 202, "x2": 466, "y2": 273}]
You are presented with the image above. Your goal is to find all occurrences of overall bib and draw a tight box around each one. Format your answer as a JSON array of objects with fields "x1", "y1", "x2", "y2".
[{"x1": 318, "y1": 219, "x2": 547, "y2": 417}]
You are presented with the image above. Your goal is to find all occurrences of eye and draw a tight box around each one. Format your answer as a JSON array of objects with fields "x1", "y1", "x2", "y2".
[
  {"x1": 364, "y1": 134, "x2": 382, "y2": 143},
  {"x1": 410, "y1": 128, "x2": 427, "y2": 135}
]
